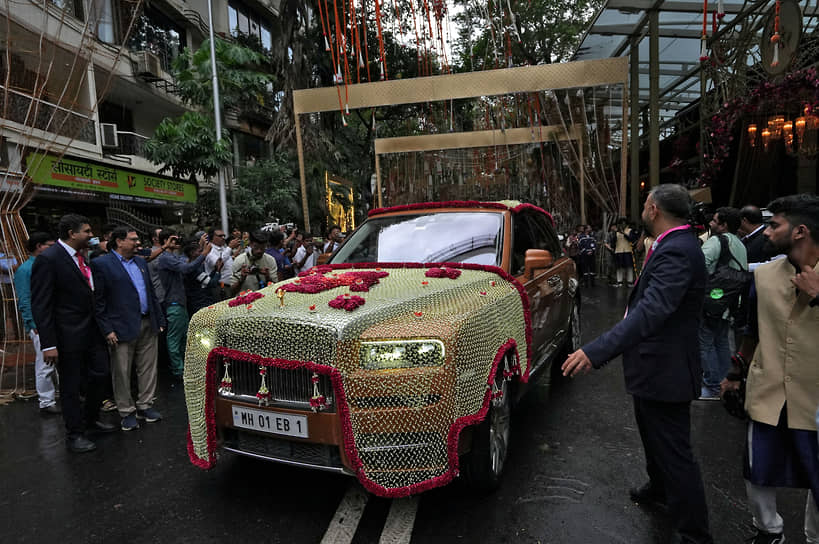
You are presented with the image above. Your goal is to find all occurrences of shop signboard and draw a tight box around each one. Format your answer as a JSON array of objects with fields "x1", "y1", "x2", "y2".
[{"x1": 25, "y1": 152, "x2": 197, "y2": 204}]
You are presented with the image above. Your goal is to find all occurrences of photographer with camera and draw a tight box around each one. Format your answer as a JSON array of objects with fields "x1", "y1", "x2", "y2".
[
  {"x1": 230, "y1": 230, "x2": 277, "y2": 294},
  {"x1": 156, "y1": 230, "x2": 212, "y2": 380},
  {"x1": 293, "y1": 232, "x2": 319, "y2": 275}
]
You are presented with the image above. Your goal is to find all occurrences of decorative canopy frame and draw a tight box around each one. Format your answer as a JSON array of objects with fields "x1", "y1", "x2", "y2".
[{"x1": 292, "y1": 57, "x2": 629, "y2": 232}]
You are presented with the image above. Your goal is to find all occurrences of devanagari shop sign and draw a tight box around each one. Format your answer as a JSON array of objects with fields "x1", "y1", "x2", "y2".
[{"x1": 26, "y1": 152, "x2": 197, "y2": 204}]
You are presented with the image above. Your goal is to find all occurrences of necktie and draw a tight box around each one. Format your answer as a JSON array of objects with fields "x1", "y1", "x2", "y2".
[{"x1": 76, "y1": 253, "x2": 92, "y2": 288}]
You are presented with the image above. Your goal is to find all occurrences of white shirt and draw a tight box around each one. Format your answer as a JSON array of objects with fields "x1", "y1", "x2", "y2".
[
  {"x1": 293, "y1": 246, "x2": 318, "y2": 274},
  {"x1": 58, "y1": 239, "x2": 94, "y2": 290},
  {"x1": 204, "y1": 244, "x2": 233, "y2": 284}
]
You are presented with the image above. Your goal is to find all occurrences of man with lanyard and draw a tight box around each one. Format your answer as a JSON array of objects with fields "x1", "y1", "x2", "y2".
[
  {"x1": 723, "y1": 194, "x2": 819, "y2": 544},
  {"x1": 563, "y1": 184, "x2": 713, "y2": 544}
]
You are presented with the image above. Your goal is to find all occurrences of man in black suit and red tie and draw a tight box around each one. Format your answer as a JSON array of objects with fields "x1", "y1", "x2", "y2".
[
  {"x1": 562, "y1": 184, "x2": 713, "y2": 544},
  {"x1": 31, "y1": 214, "x2": 118, "y2": 453}
]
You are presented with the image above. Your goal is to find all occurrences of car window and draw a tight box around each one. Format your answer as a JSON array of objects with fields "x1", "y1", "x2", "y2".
[
  {"x1": 530, "y1": 213, "x2": 562, "y2": 256},
  {"x1": 331, "y1": 211, "x2": 504, "y2": 266},
  {"x1": 511, "y1": 214, "x2": 536, "y2": 276}
]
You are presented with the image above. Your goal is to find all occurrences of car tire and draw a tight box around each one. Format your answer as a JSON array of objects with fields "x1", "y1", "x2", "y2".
[
  {"x1": 462, "y1": 355, "x2": 512, "y2": 492},
  {"x1": 552, "y1": 296, "x2": 581, "y2": 383}
]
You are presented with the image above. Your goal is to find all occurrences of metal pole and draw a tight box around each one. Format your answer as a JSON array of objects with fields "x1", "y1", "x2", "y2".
[
  {"x1": 630, "y1": 35, "x2": 641, "y2": 219},
  {"x1": 649, "y1": 9, "x2": 660, "y2": 188},
  {"x1": 206, "y1": 0, "x2": 229, "y2": 234}
]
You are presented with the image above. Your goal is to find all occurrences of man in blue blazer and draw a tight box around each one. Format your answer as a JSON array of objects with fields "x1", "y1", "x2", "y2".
[
  {"x1": 31, "y1": 214, "x2": 117, "y2": 453},
  {"x1": 91, "y1": 227, "x2": 166, "y2": 432},
  {"x1": 563, "y1": 184, "x2": 712, "y2": 544}
]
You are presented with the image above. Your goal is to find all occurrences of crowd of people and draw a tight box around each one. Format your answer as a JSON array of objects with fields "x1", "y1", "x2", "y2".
[
  {"x1": 12, "y1": 214, "x2": 341, "y2": 451},
  {"x1": 563, "y1": 186, "x2": 819, "y2": 544}
]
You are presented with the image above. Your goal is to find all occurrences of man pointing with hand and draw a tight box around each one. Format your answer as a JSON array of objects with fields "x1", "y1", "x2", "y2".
[{"x1": 562, "y1": 184, "x2": 713, "y2": 544}]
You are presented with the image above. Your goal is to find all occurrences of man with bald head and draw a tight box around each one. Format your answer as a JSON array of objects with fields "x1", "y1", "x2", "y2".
[{"x1": 740, "y1": 205, "x2": 772, "y2": 265}]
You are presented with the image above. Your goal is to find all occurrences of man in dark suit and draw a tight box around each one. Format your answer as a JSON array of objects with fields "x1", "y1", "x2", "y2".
[
  {"x1": 91, "y1": 227, "x2": 166, "y2": 432},
  {"x1": 562, "y1": 184, "x2": 713, "y2": 544},
  {"x1": 740, "y1": 205, "x2": 772, "y2": 265},
  {"x1": 31, "y1": 214, "x2": 117, "y2": 453}
]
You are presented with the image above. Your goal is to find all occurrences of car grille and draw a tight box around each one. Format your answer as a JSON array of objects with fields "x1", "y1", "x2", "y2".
[
  {"x1": 222, "y1": 428, "x2": 343, "y2": 469},
  {"x1": 218, "y1": 357, "x2": 336, "y2": 412}
]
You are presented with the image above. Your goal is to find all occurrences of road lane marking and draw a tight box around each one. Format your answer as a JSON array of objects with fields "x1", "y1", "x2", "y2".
[
  {"x1": 378, "y1": 496, "x2": 419, "y2": 544},
  {"x1": 320, "y1": 485, "x2": 369, "y2": 544}
]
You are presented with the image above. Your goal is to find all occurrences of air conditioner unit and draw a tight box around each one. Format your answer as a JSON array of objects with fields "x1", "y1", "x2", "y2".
[
  {"x1": 100, "y1": 123, "x2": 119, "y2": 148},
  {"x1": 136, "y1": 51, "x2": 162, "y2": 79}
]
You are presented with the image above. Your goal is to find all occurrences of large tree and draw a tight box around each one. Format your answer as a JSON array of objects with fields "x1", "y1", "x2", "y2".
[{"x1": 143, "y1": 38, "x2": 273, "y2": 181}]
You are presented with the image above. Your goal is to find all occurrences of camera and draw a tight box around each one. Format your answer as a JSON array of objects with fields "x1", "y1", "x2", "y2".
[{"x1": 248, "y1": 265, "x2": 260, "y2": 275}]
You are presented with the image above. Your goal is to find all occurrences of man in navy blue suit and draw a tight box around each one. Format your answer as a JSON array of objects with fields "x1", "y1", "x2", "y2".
[
  {"x1": 562, "y1": 184, "x2": 713, "y2": 544},
  {"x1": 31, "y1": 214, "x2": 118, "y2": 453},
  {"x1": 91, "y1": 227, "x2": 166, "y2": 432}
]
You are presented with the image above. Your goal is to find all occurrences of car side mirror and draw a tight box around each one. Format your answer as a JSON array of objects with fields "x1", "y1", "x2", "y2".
[{"x1": 524, "y1": 249, "x2": 553, "y2": 279}]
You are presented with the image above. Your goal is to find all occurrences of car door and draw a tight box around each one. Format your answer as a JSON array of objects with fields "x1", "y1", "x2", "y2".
[
  {"x1": 511, "y1": 211, "x2": 555, "y2": 369},
  {"x1": 529, "y1": 212, "x2": 575, "y2": 342}
]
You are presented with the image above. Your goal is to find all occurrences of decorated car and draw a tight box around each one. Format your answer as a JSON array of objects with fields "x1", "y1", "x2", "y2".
[{"x1": 184, "y1": 200, "x2": 580, "y2": 497}]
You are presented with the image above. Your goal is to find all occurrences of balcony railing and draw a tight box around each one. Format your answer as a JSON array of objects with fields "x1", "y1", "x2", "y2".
[
  {"x1": 113, "y1": 131, "x2": 150, "y2": 157},
  {"x1": 0, "y1": 85, "x2": 96, "y2": 145}
]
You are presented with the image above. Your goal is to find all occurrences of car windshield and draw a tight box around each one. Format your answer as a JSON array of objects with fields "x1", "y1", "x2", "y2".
[{"x1": 330, "y1": 211, "x2": 504, "y2": 266}]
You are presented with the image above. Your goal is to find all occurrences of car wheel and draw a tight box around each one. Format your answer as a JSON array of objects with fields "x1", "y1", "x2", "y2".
[
  {"x1": 569, "y1": 297, "x2": 581, "y2": 351},
  {"x1": 552, "y1": 296, "x2": 581, "y2": 383},
  {"x1": 462, "y1": 355, "x2": 512, "y2": 491}
]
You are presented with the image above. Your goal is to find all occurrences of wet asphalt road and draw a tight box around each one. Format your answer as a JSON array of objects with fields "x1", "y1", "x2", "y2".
[{"x1": 0, "y1": 283, "x2": 810, "y2": 543}]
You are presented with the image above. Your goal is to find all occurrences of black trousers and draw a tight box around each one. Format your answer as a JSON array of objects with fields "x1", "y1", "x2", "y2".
[
  {"x1": 58, "y1": 341, "x2": 110, "y2": 438},
  {"x1": 632, "y1": 396, "x2": 713, "y2": 544}
]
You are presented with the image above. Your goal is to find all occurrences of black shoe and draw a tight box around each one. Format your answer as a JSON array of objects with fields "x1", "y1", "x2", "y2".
[
  {"x1": 67, "y1": 435, "x2": 97, "y2": 453},
  {"x1": 40, "y1": 404, "x2": 61, "y2": 414},
  {"x1": 749, "y1": 529, "x2": 785, "y2": 544},
  {"x1": 629, "y1": 482, "x2": 667, "y2": 508},
  {"x1": 91, "y1": 420, "x2": 119, "y2": 433}
]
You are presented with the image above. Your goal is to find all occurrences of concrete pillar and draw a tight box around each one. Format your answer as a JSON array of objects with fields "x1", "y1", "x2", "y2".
[{"x1": 649, "y1": 9, "x2": 660, "y2": 188}]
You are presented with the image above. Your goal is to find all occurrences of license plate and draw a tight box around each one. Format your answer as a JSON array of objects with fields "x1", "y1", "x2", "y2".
[{"x1": 231, "y1": 405, "x2": 308, "y2": 438}]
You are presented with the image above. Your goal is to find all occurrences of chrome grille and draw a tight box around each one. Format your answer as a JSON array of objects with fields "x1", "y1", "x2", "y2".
[{"x1": 219, "y1": 357, "x2": 335, "y2": 412}]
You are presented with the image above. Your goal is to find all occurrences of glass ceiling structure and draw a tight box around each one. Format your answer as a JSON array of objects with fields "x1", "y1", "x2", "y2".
[{"x1": 571, "y1": 0, "x2": 819, "y2": 129}]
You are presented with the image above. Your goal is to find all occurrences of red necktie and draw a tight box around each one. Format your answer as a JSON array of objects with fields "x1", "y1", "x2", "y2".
[{"x1": 76, "y1": 253, "x2": 92, "y2": 288}]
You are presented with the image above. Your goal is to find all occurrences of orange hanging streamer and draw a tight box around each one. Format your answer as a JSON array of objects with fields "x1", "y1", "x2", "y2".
[
  {"x1": 360, "y1": 0, "x2": 372, "y2": 81},
  {"x1": 373, "y1": 0, "x2": 388, "y2": 80},
  {"x1": 699, "y1": 0, "x2": 709, "y2": 61}
]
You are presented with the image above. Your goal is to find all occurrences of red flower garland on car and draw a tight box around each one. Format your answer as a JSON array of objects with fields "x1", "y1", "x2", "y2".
[
  {"x1": 280, "y1": 269, "x2": 389, "y2": 294},
  {"x1": 424, "y1": 267, "x2": 462, "y2": 279},
  {"x1": 228, "y1": 291, "x2": 265, "y2": 307},
  {"x1": 328, "y1": 294, "x2": 366, "y2": 311}
]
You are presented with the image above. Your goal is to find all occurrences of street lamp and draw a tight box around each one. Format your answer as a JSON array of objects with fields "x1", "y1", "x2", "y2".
[{"x1": 206, "y1": 0, "x2": 229, "y2": 235}]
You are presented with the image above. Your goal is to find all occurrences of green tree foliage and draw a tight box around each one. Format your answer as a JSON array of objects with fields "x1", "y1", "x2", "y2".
[
  {"x1": 453, "y1": 0, "x2": 603, "y2": 69},
  {"x1": 143, "y1": 38, "x2": 273, "y2": 181},
  {"x1": 195, "y1": 155, "x2": 297, "y2": 229}
]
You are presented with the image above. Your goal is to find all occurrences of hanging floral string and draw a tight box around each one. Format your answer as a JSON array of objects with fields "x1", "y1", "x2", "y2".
[
  {"x1": 256, "y1": 366, "x2": 270, "y2": 406},
  {"x1": 771, "y1": 0, "x2": 781, "y2": 67},
  {"x1": 310, "y1": 373, "x2": 328, "y2": 411},
  {"x1": 373, "y1": 0, "x2": 388, "y2": 80},
  {"x1": 360, "y1": 0, "x2": 372, "y2": 81}
]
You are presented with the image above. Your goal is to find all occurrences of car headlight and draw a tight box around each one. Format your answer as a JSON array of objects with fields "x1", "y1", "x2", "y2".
[
  {"x1": 194, "y1": 328, "x2": 216, "y2": 350},
  {"x1": 360, "y1": 340, "x2": 445, "y2": 370}
]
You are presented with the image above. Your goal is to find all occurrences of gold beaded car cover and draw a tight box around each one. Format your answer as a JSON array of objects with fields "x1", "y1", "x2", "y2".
[{"x1": 184, "y1": 263, "x2": 531, "y2": 496}]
